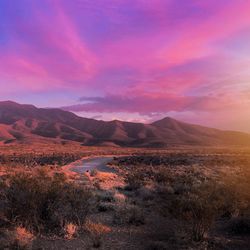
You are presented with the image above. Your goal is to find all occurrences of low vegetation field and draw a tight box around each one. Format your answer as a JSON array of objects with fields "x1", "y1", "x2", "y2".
[{"x1": 0, "y1": 143, "x2": 249, "y2": 249}]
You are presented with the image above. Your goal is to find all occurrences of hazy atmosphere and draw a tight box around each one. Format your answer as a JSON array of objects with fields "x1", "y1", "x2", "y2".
[{"x1": 1, "y1": 0, "x2": 250, "y2": 132}]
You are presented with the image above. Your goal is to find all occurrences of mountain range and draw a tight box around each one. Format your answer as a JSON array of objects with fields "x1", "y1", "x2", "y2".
[{"x1": 0, "y1": 101, "x2": 249, "y2": 147}]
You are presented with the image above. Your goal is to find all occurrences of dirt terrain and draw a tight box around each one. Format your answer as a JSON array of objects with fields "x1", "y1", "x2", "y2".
[{"x1": 0, "y1": 145, "x2": 250, "y2": 249}]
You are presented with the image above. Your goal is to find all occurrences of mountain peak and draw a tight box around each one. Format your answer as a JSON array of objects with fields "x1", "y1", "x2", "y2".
[
  {"x1": 0, "y1": 100, "x2": 36, "y2": 109},
  {"x1": 155, "y1": 116, "x2": 176, "y2": 122},
  {"x1": 0, "y1": 100, "x2": 20, "y2": 106},
  {"x1": 151, "y1": 116, "x2": 180, "y2": 127}
]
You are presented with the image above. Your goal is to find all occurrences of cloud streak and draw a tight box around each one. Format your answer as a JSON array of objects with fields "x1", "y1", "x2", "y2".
[{"x1": 63, "y1": 92, "x2": 232, "y2": 115}]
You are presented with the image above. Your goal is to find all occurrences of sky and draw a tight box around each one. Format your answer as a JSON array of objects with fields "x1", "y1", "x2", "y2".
[{"x1": 0, "y1": 0, "x2": 250, "y2": 132}]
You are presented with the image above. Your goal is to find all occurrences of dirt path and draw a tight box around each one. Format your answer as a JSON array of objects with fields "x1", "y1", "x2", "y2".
[{"x1": 69, "y1": 156, "x2": 115, "y2": 174}]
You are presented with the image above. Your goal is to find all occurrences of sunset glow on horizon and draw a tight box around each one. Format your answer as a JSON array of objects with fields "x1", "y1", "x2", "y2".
[{"x1": 1, "y1": 0, "x2": 250, "y2": 132}]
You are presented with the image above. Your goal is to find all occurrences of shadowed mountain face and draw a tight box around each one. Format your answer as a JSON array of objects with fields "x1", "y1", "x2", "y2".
[{"x1": 0, "y1": 101, "x2": 250, "y2": 147}]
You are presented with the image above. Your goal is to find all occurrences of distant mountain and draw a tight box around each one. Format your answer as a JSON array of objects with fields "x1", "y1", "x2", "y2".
[{"x1": 0, "y1": 101, "x2": 250, "y2": 147}]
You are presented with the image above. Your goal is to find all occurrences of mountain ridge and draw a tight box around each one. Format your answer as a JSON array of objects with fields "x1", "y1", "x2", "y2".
[{"x1": 0, "y1": 101, "x2": 249, "y2": 147}]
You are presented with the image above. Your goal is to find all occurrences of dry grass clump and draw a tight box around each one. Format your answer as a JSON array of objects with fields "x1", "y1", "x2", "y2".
[
  {"x1": 0, "y1": 226, "x2": 35, "y2": 250},
  {"x1": 85, "y1": 219, "x2": 111, "y2": 248},
  {"x1": 14, "y1": 226, "x2": 34, "y2": 249},
  {"x1": 64, "y1": 223, "x2": 78, "y2": 239}
]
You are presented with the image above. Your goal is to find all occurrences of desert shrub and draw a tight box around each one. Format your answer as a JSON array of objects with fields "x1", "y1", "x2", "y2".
[
  {"x1": 113, "y1": 204, "x2": 145, "y2": 226},
  {"x1": 3, "y1": 171, "x2": 92, "y2": 234},
  {"x1": 85, "y1": 220, "x2": 111, "y2": 248},
  {"x1": 0, "y1": 178, "x2": 7, "y2": 205},
  {"x1": 97, "y1": 190, "x2": 115, "y2": 203},
  {"x1": 136, "y1": 187, "x2": 154, "y2": 201},
  {"x1": 227, "y1": 217, "x2": 250, "y2": 235},
  {"x1": 0, "y1": 226, "x2": 34, "y2": 250},
  {"x1": 155, "y1": 184, "x2": 174, "y2": 196},
  {"x1": 173, "y1": 182, "x2": 191, "y2": 195},
  {"x1": 124, "y1": 171, "x2": 145, "y2": 190},
  {"x1": 97, "y1": 202, "x2": 115, "y2": 212},
  {"x1": 168, "y1": 181, "x2": 227, "y2": 241},
  {"x1": 146, "y1": 241, "x2": 167, "y2": 250},
  {"x1": 0, "y1": 152, "x2": 84, "y2": 167},
  {"x1": 128, "y1": 206, "x2": 145, "y2": 225},
  {"x1": 153, "y1": 168, "x2": 170, "y2": 184},
  {"x1": 113, "y1": 154, "x2": 250, "y2": 168},
  {"x1": 221, "y1": 170, "x2": 250, "y2": 218},
  {"x1": 53, "y1": 171, "x2": 67, "y2": 183},
  {"x1": 161, "y1": 166, "x2": 250, "y2": 242}
]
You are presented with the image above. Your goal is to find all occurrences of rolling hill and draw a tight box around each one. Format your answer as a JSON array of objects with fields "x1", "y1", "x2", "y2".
[{"x1": 0, "y1": 101, "x2": 249, "y2": 147}]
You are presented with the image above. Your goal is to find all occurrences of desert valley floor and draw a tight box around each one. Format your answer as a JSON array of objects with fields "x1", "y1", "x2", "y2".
[{"x1": 0, "y1": 142, "x2": 250, "y2": 249}]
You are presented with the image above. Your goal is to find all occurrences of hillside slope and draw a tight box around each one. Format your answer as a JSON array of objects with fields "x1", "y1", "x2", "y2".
[{"x1": 0, "y1": 101, "x2": 249, "y2": 147}]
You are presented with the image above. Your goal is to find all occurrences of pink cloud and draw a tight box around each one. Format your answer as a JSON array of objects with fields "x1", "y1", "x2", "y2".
[
  {"x1": 96, "y1": 0, "x2": 250, "y2": 75},
  {"x1": 62, "y1": 91, "x2": 233, "y2": 114},
  {"x1": 0, "y1": 0, "x2": 97, "y2": 92},
  {"x1": 157, "y1": 1, "x2": 250, "y2": 67}
]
